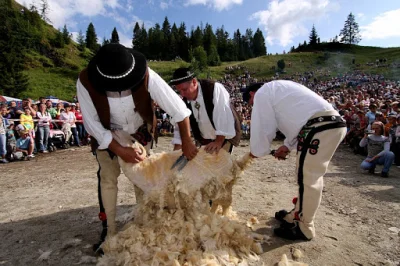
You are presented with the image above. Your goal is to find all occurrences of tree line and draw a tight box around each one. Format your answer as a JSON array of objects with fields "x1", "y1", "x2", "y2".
[
  {"x1": 78, "y1": 17, "x2": 267, "y2": 68},
  {"x1": 290, "y1": 12, "x2": 362, "y2": 53}
]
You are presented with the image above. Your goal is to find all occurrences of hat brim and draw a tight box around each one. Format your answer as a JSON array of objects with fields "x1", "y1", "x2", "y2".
[
  {"x1": 169, "y1": 75, "x2": 195, "y2": 86},
  {"x1": 88, "y1": 48, "x2": 147, "y2": 92}
]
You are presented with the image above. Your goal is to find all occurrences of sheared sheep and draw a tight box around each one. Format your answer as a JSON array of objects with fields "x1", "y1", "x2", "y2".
[{"x1": 98, "y1": 131, "x2": 259, "y2": 266}]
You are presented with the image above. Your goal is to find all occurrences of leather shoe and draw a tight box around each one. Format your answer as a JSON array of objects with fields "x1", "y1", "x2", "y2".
[
  {"x1": 274, "y1": 223, "x2": 310, "y2": 241},
  {"x1": 274, "y1": 209, "x2": 289, "y2": 222}
]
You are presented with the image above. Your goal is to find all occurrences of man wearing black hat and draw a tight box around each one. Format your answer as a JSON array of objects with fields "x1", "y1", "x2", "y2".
[
  {"x1": 169, "y1": 67, "x2": 241, "y2": 154},
  {"x1": 76, "y1": 44, "x2": 198, "y2": 245},
  {"x1": 243, "y1": 80, "x2": 346, "y2": 241}
]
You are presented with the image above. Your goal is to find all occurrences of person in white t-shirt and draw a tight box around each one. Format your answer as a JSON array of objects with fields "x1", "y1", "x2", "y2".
[{"x1": 243, "y1": 80, "x2": 347, "y2": 241}]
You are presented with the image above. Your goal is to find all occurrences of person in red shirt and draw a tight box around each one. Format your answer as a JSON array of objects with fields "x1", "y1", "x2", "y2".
[{"x1": 72, "y1": 102, "x2": 86, "y2": 145}]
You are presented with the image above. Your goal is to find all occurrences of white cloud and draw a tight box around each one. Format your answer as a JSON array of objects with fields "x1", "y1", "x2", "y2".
[
  {"x1": 160, "y1": 1, "x2": 169, "y2": 9},
  {"x1": 356, "y1": 12, "x2": 365, "y2": 21},
  {"x1": 250, "y1": 0, "x2": 337, "y2": 47},
  {"x1": 15, "y1": 0, "x2": 122, "y2": 29},
  {"x1": 184, "y1": 0, "x2": 242, "y2": 11},
  {"x1": 361, "y1": 9, "x2": 400, "y2": 40}
]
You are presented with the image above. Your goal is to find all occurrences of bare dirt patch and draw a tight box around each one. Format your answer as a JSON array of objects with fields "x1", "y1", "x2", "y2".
[{"x1": 1, "y1": 137, "x2": 399, "y2": 266}]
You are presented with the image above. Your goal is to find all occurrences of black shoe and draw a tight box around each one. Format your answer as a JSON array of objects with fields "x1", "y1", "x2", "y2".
[
  {"x1": 93, "y1": 242, "x2": 104, "y2": 256},
  {"x1": 381, "y1": 172, "x2": 389, "y2": 178},
  {"x1": 368, "y1": 167, "x2": 376, "y2": 174},
  {"x1": 274, "y1": 223, "x2": 310, "y2": 241},
  {"x1": 274, "y1": 209, "x2": 289, "y2": 222}
]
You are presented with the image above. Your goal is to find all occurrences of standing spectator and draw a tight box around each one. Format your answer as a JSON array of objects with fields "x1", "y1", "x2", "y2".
[
  {"x1": 1, "y1": 105, "x2": 11, "y2": 119},
  {"x1": 73, "y1": 102, "x2": 86, "y2": 144},
  {"x1": 365, "y1": 104, "x2": 377, "y2": 127},
  {"x1": 20, "y1": 107, "x2": 34, "y2": 134},
  {"x1": 6, "y1": 121, "x2": 17, "y2": 161},
  {"x1": 36, "y1": 103, "x2": 52, "y2": 153},
  {"x1": 69, "y1": 103, "x2": 80, "y2": 146},
  {"x1": 395, "y1": 115, "x2": 400, "y2": 168},
  {"x1": 16, "y1": 130, "x2": 35, "y2": 158},
  {"x1": 8, "y1": 101, "x2": 18, "y2": 119},
  {"x1": 46, "y1": 100, "x2": 57, "y2": 119},
  {"x1": 0, "y1": 115, "x2": 8, "y2": 163},
  {"x1": 360, "y1": 121, "x2": 395, "y2": 177}
]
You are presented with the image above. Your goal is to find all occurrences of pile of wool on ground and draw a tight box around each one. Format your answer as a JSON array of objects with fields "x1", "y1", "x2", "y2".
[{"x1": 98, "y1": 133, "x2": 262, "y2": 265}]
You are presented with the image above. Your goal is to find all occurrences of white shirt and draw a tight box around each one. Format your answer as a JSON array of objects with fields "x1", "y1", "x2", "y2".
[
  {"x1": 250, "y1": 80, "x2": 334, "y2": 157},
  {"x1": 77, "y1": 67, "x2": 191, "y2": 149},
  {"x1": 60, "y1": 111, "x2": 76, "y2": 127},
  {"x1": 172, "y1": 82, "x2": 235, "y2": 145},
  {"x1": 36, "y1": 111, "x2": 52, "y2": 126}
]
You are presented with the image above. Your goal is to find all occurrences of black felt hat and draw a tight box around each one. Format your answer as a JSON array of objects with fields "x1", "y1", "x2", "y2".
[
  {"x1": 87, "y1": 43, "x2": 147, "y2": 92},
  {"x1": 242, "y1": 82, "x2": 265, "y2": 103},
  {"x1": 169, "y1": 67, "x2": 195, "y2": 85}
]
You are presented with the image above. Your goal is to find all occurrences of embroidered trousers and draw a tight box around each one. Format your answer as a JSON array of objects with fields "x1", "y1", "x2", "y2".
[{"x1": 283, "y1": 110, "x2": 347, "y2": 239}]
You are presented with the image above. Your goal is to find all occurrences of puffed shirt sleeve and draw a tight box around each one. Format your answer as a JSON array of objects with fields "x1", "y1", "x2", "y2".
[
  {"x1": 171, "y1": 123, "x2": 182, "y2": 145},
  {"x1": 250, "y1": 91, "x2": 278, "y2": 157},
  {"x1": 76, "y1": 79, "x2": 113, "y2": 150},
  {"x1": 147, "y1": 68, "x2": 191, "y2": 124},
  {"x1": 212, "y1": 83, "x2": 236, "y2": 139}
]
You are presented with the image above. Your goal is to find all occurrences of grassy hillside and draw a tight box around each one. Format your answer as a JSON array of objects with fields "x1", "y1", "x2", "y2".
[{"x1": 22, "y1": 45, "x2": 400, "y2": 101}]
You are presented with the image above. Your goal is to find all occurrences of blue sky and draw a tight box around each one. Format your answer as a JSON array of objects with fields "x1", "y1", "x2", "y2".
[{"x1": 16, "y1": 0, "x2": 400, "y2": 54}]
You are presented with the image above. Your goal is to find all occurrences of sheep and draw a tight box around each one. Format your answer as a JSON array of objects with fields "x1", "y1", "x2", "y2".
[
  {"x1": 112, "y1": 130, "x2": 252, "y2": 215},
  {"x1": 98, "y1": 131, "x2": 259, "y2": 266}
]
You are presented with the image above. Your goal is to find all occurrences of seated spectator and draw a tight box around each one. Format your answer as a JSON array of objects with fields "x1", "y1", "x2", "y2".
[
  {"x1": 16, "y1": 129, "x2": 35, "y2": 159},
  {"x1": 360, "y1": 121, "x2": 395, "y2": 177},
  {"x1": 0, "y1": 115, "x2": 8, "y2": 163},
  {"x1": 59, "y1": 104, "x2": 73, "y2": 146}
]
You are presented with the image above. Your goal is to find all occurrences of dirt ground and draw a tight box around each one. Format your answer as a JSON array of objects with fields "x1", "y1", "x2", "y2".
[{"x1": 1, "y1": 137, "x2": 399, "y2": 266}]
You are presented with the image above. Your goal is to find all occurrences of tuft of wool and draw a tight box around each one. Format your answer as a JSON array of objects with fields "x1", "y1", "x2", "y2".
[
  {"x1": 37, "y1": 250, "x2": 52, "y2": 261},
  {"x1": 277, "y1": 254, "x2": 308, "y2": 266},
  {"x1": 98, "y1": 133, "x2": 259, "y2": 265}
]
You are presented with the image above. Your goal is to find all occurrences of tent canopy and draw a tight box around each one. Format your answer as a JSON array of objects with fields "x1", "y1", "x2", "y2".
[{"x1": 0, "y1": 95, "x2": 22, "y2": 103}]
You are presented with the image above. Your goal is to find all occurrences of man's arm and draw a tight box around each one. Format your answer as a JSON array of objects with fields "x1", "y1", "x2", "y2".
[{"x1": 177, "y1": 117, "x2": 198, "y2": 160}]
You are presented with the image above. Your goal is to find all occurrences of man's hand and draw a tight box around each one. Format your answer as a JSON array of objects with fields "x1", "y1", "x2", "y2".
[
  {"x1": 274, "y1": 145, "x2": 290, "y2": 160},
  {"x1": 118, "y1": 146, "x2": 146, "y2": 164},
  {"x1": 204, "y1": 141, "x2": 223, "y2": 154},
  {"x1": 365, "y1": 156, "x2": 377, "y2": 163},
  {"x1": 181, "y1": 140, "x2": 198, "y2": 160}
]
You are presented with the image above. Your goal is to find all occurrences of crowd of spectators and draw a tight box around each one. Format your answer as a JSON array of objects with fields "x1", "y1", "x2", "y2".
[
  {"x1": 218, "y1": 67, "x2": 400, "y2": 175},
  {"x1": 0, "y1": 97, "x2": 87, "y2": 163},
  {"x1": 1, "y1": 68, "x2": 400, "y2": 174}
]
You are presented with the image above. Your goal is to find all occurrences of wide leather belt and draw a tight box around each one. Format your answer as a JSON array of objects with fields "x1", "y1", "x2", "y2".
[{"x1": 305, "y1": 115, "x2": 344, "y2": 127}]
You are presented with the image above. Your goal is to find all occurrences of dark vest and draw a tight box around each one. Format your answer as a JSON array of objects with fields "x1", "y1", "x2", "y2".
[
  {"x1": 79, "y1": 68, "x2": 157, "y2": 151},
  {"x1": 185, "y1": 80, "x2": 242, "y2": 147}
]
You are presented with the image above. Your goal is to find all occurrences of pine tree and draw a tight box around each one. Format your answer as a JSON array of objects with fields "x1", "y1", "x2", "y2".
[
  {"x1": 77, "y1": 30, "x2": 85, "y2": 51},
  {"x1": 340, "y1": 12, "x2": 361, "y2": 44},
  {"x1": 111, "y1": 27, "x2": 119, "y2": 43},
  {"x1": 85, "y1": 22, "x2": 99, "y2": 51},
  {"x1": 202, "y1": 23, "x2": 216, "y2": 55},
  {"x1": 309, "y1": 24, "x2": 318, "y2": 46},
  {"x1": 253, "y1": 28, "x2": 267, "y2": 57},
  {"x1": 40, "y1": 0, "x2": 50, "y2": 23},
  {"x1": 207, "y1": 45, "x2": 221, "y2": 66},
  {"x1": 62, "y1": 24, "x2": 71, "y2": 44},
  {"x1": 177, "y1": 22, "x2": 189, "y2": 61},
  {"x1": 102, "y1": 37, "x2": 110, "y2": 46}
]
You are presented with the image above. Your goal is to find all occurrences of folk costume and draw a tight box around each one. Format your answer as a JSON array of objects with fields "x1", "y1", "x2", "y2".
[
  {"x1": 246, "y1": 80, "x2": 346, "y2": 240},
  {"x1": 76, "y1": 44, "x2": 191, "y2": 247},
  {"x1": 170, "y1": 68, "x2": 241, "y2": 153}
]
